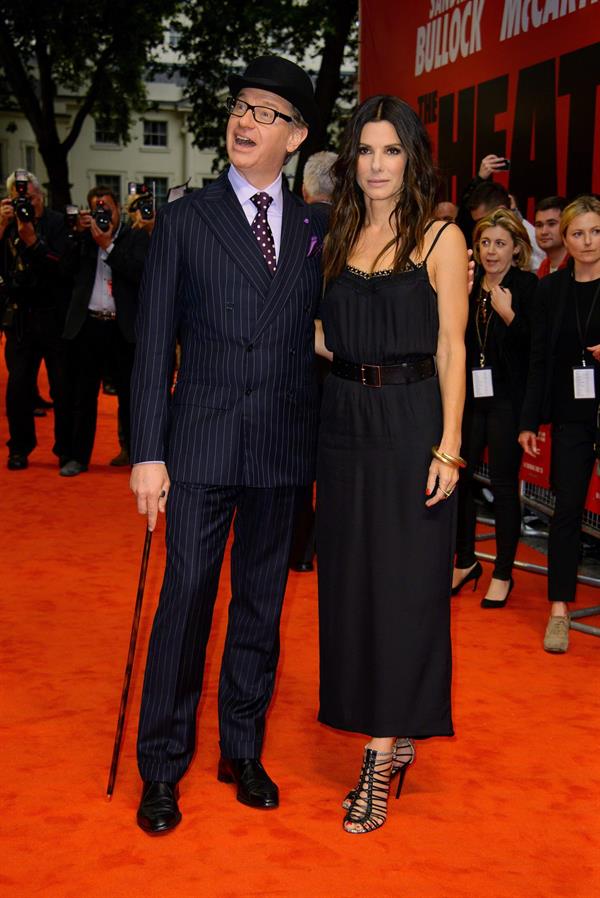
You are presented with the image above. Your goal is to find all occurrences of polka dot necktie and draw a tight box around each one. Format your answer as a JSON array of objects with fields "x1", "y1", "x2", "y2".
[{"x1": 250, "y1": 192, "x2": 277, "y2": 275}]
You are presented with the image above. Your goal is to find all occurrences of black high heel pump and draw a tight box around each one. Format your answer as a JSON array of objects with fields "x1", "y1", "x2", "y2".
[
  {"x1": 451, "y1": 561, "x2": 482, "y2": 596},
  {"x1": 480, "y1": 576, "x2": 514, "y2": 608}
]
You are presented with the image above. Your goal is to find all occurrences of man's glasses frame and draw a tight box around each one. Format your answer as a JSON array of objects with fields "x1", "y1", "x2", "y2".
[{"x1": 226, "y1": 96, "x2": 293, "y2": 126}]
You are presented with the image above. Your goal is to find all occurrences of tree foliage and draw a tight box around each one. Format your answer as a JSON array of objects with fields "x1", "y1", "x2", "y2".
[
  {"x1": 175, "y1": 0, "x2": 358, "y2": 190},
  {"x1": 0, "y1": 0, "x2": 178, "y2": 206}
]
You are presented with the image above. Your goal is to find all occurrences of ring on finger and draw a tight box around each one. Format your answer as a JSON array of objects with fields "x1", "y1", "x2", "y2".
[
  {"x1": 441, "y1": 486, "x2": 454, "y2": 497},
  {"x1": 159, "y1": 490, "x2": 166, "y2": 498}
]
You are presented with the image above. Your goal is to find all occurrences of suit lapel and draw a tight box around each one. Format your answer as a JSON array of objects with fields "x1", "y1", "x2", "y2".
[
  {"x1": 252, "y1": 185, "x2": 311, "y2": 340},
  {"x1": 192, "y1": 170, "x2": 272, "y2": 296}
]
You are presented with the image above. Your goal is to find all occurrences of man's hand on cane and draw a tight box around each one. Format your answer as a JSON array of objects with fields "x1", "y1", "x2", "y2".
[{"x1": 130, "y1": 463, "x2": 170, "y2": 531}]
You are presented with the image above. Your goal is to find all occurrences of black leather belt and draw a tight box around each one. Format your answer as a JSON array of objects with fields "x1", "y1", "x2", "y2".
[
  {"x1": 88, "y1": 309, "x2": 116, "y2": 320},
  {"x1": 331, "y1": 355, "x2": 436, "y2": 387}
]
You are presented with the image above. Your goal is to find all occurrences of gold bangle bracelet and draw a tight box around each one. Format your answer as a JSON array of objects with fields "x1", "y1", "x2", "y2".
[{"x1": 431, "y1": 445, "x2": 467, "y2": 469}]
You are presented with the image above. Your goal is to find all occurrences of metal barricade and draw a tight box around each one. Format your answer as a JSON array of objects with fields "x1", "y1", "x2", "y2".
[{"x1": 472, "y1": 463, "x2": 600, "y2": 637}]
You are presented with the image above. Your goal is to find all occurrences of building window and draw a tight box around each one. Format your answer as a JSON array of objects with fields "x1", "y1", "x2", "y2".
[
  {"x1": 143, "y1": 176, "x2": 168, "y2": 208},
  {"x1": 94, "y1": 120, "x2": 120, "y2": 145},
  {"x1": 24, "y1": 145, "x2": 36, "y2": 172},
  {"x1": 95, "y1": 174, "x2": 121, "y2": 203},
  {"x1": 143, "y1": 120, "x2": 168, "y2": 148},
  {"x1": 167, "y1": 25, "x2": 180, "y2": 49}
]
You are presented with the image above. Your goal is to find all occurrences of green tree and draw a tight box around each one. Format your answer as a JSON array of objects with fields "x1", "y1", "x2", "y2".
[
  {"x1": 0, "y1": 0, "x2": 178, "y2": 208},
  {"x1": 176, "y1": 0, "x2": 358, "y2": 192}
]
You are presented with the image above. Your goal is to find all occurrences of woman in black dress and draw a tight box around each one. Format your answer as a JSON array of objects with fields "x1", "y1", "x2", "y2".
[
  {"x1": 452, "y1": 208, "x2": 537, "y2": 607},
  {"x1": 315, "y1": 96, "x2": 468, "y2": 834},
  {"x1": 519, "y1": 196, "x2": 600, "y2": 653}
]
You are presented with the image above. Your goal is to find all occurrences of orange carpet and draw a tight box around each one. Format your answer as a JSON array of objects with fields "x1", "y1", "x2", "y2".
[{"x1": 2, "y1": 356, "x2": 599, "y2": 898}]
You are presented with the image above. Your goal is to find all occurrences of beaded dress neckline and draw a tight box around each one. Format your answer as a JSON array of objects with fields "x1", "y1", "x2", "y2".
[{"x1": 346, "y1": 260, "x2": 424, "y2": 280}]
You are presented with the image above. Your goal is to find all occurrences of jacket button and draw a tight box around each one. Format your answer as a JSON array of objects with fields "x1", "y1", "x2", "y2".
[
  {"x1": 289, "y1": 348, "x2": 296, "y2": 355},
  {"x1": 247, "y1": 343, "x2": 253, "y2": 352},
  {"x1": 245, "y1": 388, "x2": 252, "y2": 396}
]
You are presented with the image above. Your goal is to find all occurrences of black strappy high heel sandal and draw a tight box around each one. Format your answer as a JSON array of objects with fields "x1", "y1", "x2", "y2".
[
  {"x1": 343, "y1": 747, "x2": 396, "y2": 834},
  {"x1": 342, "y1": 737, "x2": 414, "y2": 810}
]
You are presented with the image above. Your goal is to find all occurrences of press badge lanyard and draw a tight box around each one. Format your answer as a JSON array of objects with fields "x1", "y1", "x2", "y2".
[
  {"x1": 472, "y1": 288, "x2": 494, "y2": 398},
  {"x1": 573, "y1": 278, "x2": 600, "y2": 400}
]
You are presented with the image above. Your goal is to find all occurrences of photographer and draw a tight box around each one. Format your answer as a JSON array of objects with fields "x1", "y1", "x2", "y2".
[
  {"x1": 456, "y1": 154, "x2": 543, "y2": 270},
  {"x1": 126, "y1": 185, "x2": 156, "y2": 236},
  {"x1": 60, "y1": 186, "x2": 150, "y2": 476},
  {"x1": 0, "y1": 170, "x2": 71, "y2": 470}
]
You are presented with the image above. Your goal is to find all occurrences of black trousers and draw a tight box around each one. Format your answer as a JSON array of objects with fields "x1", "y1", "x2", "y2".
[
  {"x1": 455, "y1": 398, "x2": 523, "y2": 580},
  {"x1": 288, "y1": 484, "x2": 315, "y2": 567},
  {"x1": 548, "y1": 421, "x2": 596, "y2": 603},
  {"x1": 137, "y1": 483, "x2": 297, "y2": 784},
  {"x1": 4, "y1": 307, "x2": 70, "y2": 459},
  {"x1": 67, "y1": 316, "x2": 134, "y2": 466}
]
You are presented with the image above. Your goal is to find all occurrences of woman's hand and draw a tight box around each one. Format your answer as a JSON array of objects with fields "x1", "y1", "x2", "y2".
[
  {"x1": 518, "y1": 430, "x2": 539, "y2": 457},
  {"x1": 587, "y1": 343, "x2": 600, "y2": 362},
  {"x1": 425, "y1": 458, "x2": 460, "y2": 507},
  {"x1": 490, "y1": 284, "x2": 515, "y2": 325}
]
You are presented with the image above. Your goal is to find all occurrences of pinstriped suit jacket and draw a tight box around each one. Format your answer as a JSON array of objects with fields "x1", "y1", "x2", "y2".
[{"x1": 130, "y1": 169, "x2": 327, "y2": 486}]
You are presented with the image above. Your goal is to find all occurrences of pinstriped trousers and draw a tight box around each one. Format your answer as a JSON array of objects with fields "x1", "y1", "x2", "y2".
[{"x1": 137, "y1": 483, "x2": 297, "y2": 783}]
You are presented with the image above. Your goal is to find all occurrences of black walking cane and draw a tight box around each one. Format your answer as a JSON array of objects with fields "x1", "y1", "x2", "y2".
[{"x1": 106, "y1": 526, "x2": 153, "y2": 798}]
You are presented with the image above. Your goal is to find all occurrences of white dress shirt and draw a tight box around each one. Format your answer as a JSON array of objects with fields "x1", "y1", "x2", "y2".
[
  {"x1": 88, "y1": 223, "x2": 121, "y2": 312},
  {"x1": 227, "y1": 164, "x2": 283, "y2": 261}
]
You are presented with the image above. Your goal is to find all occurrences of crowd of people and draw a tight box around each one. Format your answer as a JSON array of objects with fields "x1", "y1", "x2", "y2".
[
  {"x1": 0, "y1": 176, "x2": 154, "y2": 475},
  {"x1": 2, "y1": 53, "x2": 599, "y2": 838}
]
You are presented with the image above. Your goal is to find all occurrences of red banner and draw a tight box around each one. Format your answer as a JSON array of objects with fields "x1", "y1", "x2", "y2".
[{"x1": 360, "y1": 0, "x2": 600, "y2": 218}]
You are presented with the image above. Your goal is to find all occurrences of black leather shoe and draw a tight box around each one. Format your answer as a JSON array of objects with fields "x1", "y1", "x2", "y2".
[
  {"x1": 217, "y1": 757, "x2": 279, "y2": 809},
  {"x1": 7, "y1": 453, "x2": 28, "y2": 470},
  {"x1": 137, "y1": 781, "x2": 181, "y2": 835}
]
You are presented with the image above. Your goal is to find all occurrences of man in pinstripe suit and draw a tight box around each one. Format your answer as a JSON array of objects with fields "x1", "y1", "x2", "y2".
[{"x1": 129, "y1": 56, "x2": 326, "y2": 834}]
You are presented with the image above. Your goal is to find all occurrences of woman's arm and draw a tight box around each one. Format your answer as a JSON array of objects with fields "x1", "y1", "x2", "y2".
[
  {"x1": 315, "y1": 318, "x2": 333, "y2": 361},
  {"x1": 426, "y1": 223, "x2": 469, "y2": 507}
]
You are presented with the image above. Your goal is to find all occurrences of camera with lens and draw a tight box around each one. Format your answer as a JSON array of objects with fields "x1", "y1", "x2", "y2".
[
  {"x1": 91, "y1": 198, "x2": 113, "y2": 232},
  {"x1": 11, "y1": 170, "x2": 35, "y2": 223},
  {"x1": 128, "y1": 181, "x2": 154, "y2": 220}
]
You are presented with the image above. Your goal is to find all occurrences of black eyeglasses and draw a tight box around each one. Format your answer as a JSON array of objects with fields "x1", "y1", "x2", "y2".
[{"x1": 226, "y1": 96, "x2": 293, "y2": 125}]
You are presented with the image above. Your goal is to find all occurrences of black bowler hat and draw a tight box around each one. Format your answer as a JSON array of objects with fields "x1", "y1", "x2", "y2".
[{"x1": 228, "y1": 55, "x2": 318, "y2": 130}]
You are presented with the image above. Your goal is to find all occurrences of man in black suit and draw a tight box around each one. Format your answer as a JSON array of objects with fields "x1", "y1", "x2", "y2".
[
  {"x1": 60, "y1": 187, "x2": 149, "y2": 476},
  {"x1": 0, "y1": 170, "x2": 71, "y2": 470},
  {"x1": 130, "y1": 56, "x2": 325, "y2": 834}
]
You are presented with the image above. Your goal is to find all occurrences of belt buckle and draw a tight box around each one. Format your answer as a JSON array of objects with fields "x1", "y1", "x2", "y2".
[{"x1": 360, "y1": 363, "x2": 382, "y2": 388}]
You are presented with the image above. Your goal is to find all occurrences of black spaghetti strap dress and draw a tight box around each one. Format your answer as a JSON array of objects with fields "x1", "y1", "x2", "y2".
[{"x1": 316, "y1": 226, "x2": 455, "y2": 738}]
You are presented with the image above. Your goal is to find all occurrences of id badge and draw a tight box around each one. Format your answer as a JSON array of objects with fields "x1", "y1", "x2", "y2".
[
  {"x1": 573, "y1": 366, "x2": 596, "y2": 399},
  {"x1": 472, "y1": 367, "x2": 494, "y2": 398}
]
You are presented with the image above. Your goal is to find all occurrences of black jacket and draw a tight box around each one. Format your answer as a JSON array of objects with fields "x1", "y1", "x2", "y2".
[
  {"x1": 467, "y1": 265, "x2": 537, "y2": 413},
  {"x1": 520, "y1": 264, "x2": 576, "y2": 433},
  {"x1": 0, "y1": 208, "x2": 71, "y2": 313},
  {"x1": 63, "y1": 223, "x2": 150, "y2": 343}
]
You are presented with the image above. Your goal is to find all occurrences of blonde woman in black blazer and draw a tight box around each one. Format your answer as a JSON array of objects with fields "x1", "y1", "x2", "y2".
[
  {"x1": 519, "y1": 195, "x2": 600, "y2": 653},
  {"x1": 452, "y1": 208, "x2": 537, "y2": 607}
]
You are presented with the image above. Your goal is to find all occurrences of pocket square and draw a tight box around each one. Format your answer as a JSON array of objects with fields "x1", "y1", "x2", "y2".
[{"x1": 307, "y1": 236, "x2": 322, "y2": 258}]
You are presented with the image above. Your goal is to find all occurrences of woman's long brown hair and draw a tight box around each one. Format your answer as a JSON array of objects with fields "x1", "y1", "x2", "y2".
[{"x1": 322, "y1": 95, "x2": 439, "y2": 282}]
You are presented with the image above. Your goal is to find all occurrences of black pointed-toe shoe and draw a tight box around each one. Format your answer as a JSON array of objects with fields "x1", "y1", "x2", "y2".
[
  {"x1": 136, "y1": 781, "x2": 182, "y2": 835},
  {"x1": 217, "y1": 757, "x2": 279, "y2": 809},
  {"x1": 480, "y1": 577, "x2": 514, "y2": 609},
  {"x1": 451, "y1": 561, "x2": 483, "y2": 596}
]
